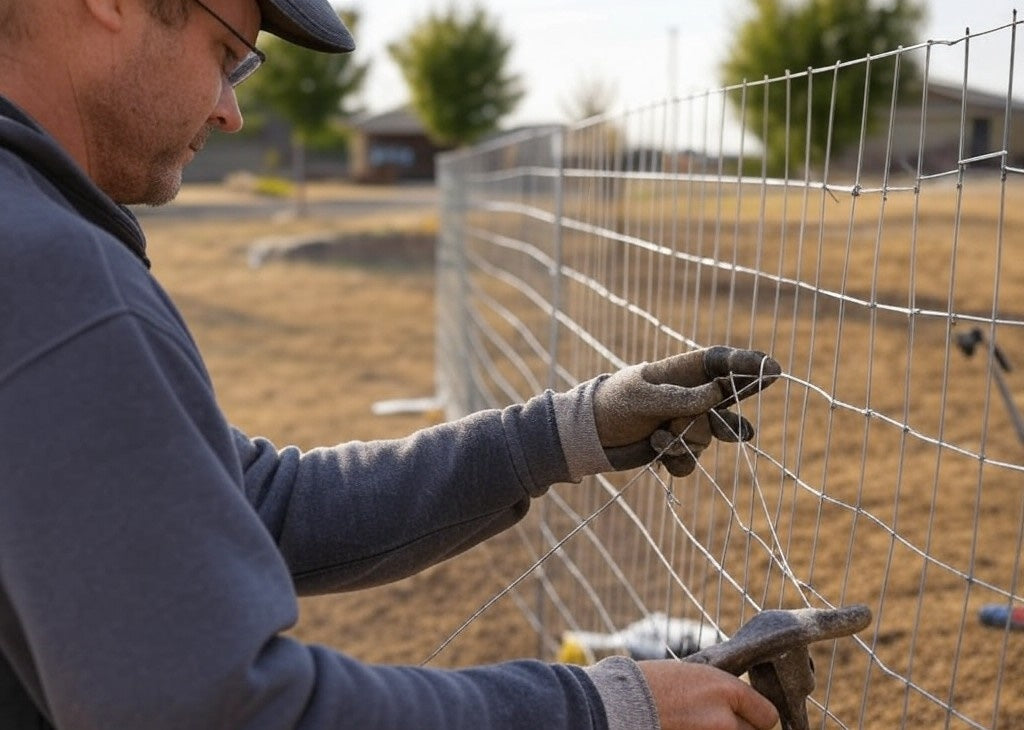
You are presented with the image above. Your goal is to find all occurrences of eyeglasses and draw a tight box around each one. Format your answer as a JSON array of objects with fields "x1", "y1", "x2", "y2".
[{"x1": 191, "y1": 0, "x2": 266, "y2": 87}]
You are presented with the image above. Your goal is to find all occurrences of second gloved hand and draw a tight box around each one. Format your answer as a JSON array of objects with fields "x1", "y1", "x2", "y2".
[{"x1": 592, "y1": 347, "x2": 781, "y2": 476}]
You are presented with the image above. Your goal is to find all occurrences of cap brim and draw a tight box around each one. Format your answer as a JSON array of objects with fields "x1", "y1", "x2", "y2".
[{"x1": 258, "y1": 0, "x2": 356, "y2": 53}]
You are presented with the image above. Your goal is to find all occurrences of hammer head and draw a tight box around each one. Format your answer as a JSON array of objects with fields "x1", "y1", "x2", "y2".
[{"x1": 684, "y1": 605, "x2": 872, "y2": 730}]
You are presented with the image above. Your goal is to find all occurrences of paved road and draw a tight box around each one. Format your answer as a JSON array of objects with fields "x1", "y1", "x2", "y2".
[{"x1": 132, "y1": 182, "x2": 440, "y2": 221}]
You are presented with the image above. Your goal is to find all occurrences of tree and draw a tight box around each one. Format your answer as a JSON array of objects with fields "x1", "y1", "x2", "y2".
[
  {"x1": 239, "y1": 9, "x2": 368, "y2": 211},
  {"x1": 720, "y1": 0, "x2": 925, "y2": 176},
  {"x1": 560, "y1": 74, "x2": 618, "y2": 123},
  {"x1": 559, "y1": 73, "x2": 622, "y2": 192},
  {"x1": 388, "y1": 6, "x2": 524, "y2": 146}
]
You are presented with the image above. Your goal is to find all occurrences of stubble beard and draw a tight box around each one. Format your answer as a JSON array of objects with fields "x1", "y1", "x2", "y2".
[
  {"x1": 135, "y1": 157, "x2": 185, "y2": 207},
  {"x1": 135, "y1": 125, "x2": 211, "y2": 206},
  {"x1": 92, "y1": 124, "x2": 197, "y2": 207}
]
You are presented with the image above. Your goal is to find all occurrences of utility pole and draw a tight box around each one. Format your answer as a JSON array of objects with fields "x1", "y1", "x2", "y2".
[{"x1": 668, "y1": 26, "x2": 679, "y2": 100}]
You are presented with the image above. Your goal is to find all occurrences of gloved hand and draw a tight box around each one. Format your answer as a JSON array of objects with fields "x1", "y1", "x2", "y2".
[{"x1": 592, "y1": 347, "x2": 781, "y2": 476}]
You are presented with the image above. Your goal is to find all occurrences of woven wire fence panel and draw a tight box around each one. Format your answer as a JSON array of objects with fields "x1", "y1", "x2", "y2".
[{"x1": 434, "y1": 16, "x2": 1024, "y2": 729}]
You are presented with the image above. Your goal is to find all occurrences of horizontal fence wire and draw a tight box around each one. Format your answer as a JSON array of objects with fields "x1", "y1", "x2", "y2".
[{"x1": 434, "y1": 14, "x2": 1024, "y2": 729}]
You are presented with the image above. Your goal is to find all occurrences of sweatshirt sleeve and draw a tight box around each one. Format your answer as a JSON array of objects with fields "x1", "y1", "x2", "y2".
[
  {"x1": 234, "y1": 387, "x2": 578, "y2": 594},
  {"x1": 0, "y1": 298, "x2": 611, "y2": 730},
  {"x1": 584, "y1": 657, "x2": 661, "y2": 730},
  {"x1": 234, "y1": 373, "x2": 624, "y2": 595}
]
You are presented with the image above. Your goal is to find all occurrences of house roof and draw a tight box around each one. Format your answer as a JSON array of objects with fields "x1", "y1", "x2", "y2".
[
  {"x1": 926, "y1": 79, "x2": 1024, "y2": 112},
  {"x1": 350, "y1": 106, "x2": 427, "y2": 135}
]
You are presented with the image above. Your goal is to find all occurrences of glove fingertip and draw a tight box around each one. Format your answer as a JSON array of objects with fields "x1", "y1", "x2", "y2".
[
  {"x1": 762, "y1": 355, "x2": 783, "y2": 378},
  {"x1": 660, "y1": 453, "x2": 697, "y2": 477},
  {"x1": 704, "y1": 345, "x2": 772, "y2": 374},
  {"x1": 710, "y1": 410, "x2": 755, "y2": 442},
  {"x1": 651, "y1": 428, "x2": 690, "y2": 456}
]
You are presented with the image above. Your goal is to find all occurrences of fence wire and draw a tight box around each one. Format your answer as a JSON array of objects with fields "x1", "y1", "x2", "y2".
[{"x1": 435, "y1": 15, "x2": 1024, "y2": 729}]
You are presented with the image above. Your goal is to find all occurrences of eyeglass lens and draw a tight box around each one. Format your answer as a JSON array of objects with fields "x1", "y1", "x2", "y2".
[{"x1": 228, "y1": 52, "x2": 262, "y2": 86}]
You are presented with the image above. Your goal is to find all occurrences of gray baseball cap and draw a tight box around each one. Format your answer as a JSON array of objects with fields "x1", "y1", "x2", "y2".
[{"x1": 258, "y1": 0, "x2": 356, "y2": 53}]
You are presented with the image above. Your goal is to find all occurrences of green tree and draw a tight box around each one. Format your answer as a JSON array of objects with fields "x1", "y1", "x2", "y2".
[
  {"x1": 388, "y1": 6, "x2": 524, "y2": 146},
  {"x1": 240, "y1": 9, "x2": 368, "y2": 210},
  {"x1": 721, "y1": 0, "x2": 925, "y2": 176}
]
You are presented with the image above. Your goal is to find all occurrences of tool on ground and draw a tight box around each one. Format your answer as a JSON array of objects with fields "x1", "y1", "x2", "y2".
[
  {"x1": 955, "y1": 327, "x2": 1024, "y2": 446},
  {"x1": 558, "y1": 613, "x2": 723, "y2": 664},
  {"x1": 683, "y1": 605, "x2": 872, "y2": 730}
]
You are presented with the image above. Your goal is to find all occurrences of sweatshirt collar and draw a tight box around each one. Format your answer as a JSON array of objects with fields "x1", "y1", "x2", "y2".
[{"x1": 0, "y1": 95, "x2": 151, "y2": 269}]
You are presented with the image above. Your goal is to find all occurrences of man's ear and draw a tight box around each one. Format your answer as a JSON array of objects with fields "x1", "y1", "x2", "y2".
[{"x1": 79, "y1": 0, "x2": 126, "y2": 32}]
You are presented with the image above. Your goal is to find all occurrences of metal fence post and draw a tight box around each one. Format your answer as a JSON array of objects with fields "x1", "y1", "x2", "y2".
[
  {"x1": 534, "y1": 127, "x2": 567, "y2": 658},
  {"x1": 435, "y1": 151, "x2": 473, "y2": 420},
  {"x1": 548, "y1": 127, "x2": 566, "y2": 391}
]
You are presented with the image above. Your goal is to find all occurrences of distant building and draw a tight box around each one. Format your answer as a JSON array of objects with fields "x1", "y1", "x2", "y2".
[
  {"x1": 847, "y1": 79, "x2": 1024, "y2": 175},
  {"x1": 183, "y1": 116, "x2": 349, "y2": 183},
  {"x1": 349, "y1": 106, "x2": 447, "y2": 183},
  {"x1": 182, "y1": 118, "x2": 292, "y2": 184}
]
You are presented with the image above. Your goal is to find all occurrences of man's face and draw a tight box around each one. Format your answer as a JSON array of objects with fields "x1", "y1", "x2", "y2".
[{"x1": 83, "y1": 0, "x2": 256, "y2": 205}]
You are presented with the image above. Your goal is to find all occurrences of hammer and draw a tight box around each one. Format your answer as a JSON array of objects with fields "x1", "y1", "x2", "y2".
[{"x1": 683, "y1": 605, "x2": 872, "y2": 730}]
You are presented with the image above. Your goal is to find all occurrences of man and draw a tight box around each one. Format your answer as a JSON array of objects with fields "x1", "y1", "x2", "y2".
[{"x1": 0, "y1": 0, "x2": 782, "y2": 728}]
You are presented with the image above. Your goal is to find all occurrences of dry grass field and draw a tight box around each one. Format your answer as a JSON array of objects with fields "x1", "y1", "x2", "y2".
[{"x1": 142, "y1": 178, "x2": 1023, "y2": 728}]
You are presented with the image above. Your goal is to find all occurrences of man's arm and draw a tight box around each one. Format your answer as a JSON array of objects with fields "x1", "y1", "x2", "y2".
[
  {"x1": 585, "y1": 658, "x2": 779, "y2": 730},
  {"x1": 234, "y1": 387, "x2": 572, "y2": 594},
  {"x1": 237, "y1": 347, "x2": 779, "y2": 596},
  {"x1": 0, "y1": 309, "x2": 613, "y2": 730},
  {"x1": 0, "y1": 229, "x2": 779, "y2": 729}
]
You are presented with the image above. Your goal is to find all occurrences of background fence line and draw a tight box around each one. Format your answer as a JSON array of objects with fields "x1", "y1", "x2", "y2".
[{"x1": 435, "y1": 15, "x2": 1024, "y2": 728}]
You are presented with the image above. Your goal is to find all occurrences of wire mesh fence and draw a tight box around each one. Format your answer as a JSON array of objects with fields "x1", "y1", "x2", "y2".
[{"x1": 435, "y1": 15, "x2": 1024, "y2": 729}]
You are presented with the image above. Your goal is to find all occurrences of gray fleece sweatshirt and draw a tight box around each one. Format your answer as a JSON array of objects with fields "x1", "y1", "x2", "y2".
[{"x1": 0, "y1": 95, "x2": 658, "y2": 730}]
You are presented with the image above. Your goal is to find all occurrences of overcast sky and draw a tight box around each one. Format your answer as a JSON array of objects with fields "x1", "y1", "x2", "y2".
[{"x1": 344, "y1": 0, "x2": 1022, "y2": 127}]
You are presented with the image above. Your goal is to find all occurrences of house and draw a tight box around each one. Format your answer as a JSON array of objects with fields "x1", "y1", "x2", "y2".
[
  {"x1": 183, "y1": 116, "x2": 349, "y2": 183},
  {"x1": 851, "y1": 79, "x2": 1024, "y2": 175},
  {"x1": 182, "y1": 117, "x2": 293, "y2": 183},
  {"x1": 348, "y1": 106, "x2": 447, "y2": 183}
]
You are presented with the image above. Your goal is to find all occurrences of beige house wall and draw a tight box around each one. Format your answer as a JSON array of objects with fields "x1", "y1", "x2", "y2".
[{"x1": 849, "y1": 85, "x2": 1024, "y2": 175}]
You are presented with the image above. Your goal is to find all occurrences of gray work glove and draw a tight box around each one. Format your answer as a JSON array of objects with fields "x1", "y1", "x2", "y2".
[{"x1": 592, "y1": 347, "x2": 781, "y2": 477}]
